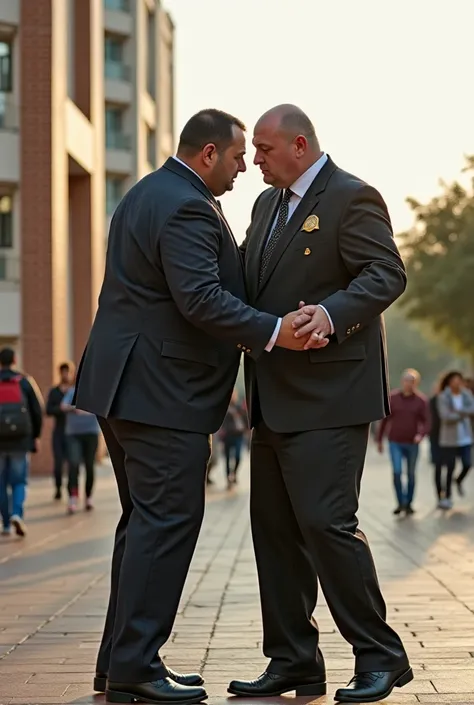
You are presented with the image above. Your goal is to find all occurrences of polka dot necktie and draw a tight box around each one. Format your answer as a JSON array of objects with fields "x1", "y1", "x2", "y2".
[{"x1": 259, "y1": 188, "x2": 293, "y2": 283}]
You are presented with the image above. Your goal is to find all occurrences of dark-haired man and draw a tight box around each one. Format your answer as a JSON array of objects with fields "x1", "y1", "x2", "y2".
[
  {"x1": 74, "y1": 109, "x2": 317, "y2": 704},
  {"x1": 228, "y1": 104, "x2": 411, "y2": 704}
]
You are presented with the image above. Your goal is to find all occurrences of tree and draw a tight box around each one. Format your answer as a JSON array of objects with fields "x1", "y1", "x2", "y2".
[
  {"x1": 398, "y1": 155, "x2": 474, "y2": 363},
  {"x1": 384, "y1": 304, "x2": 466, "y2": 394}
]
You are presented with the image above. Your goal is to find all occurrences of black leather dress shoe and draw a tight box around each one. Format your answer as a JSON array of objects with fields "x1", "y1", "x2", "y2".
[
  {"x1": 228, "y1": 671, "x2": 326, "y2": 697},
  {"x1": 106, "y1": 677, "x2": 207, "y2": 704},
  {"x1": 95, "y1": 668, "x2": 204, "y2": 693},
  {"x1": 334, "y1": 667, "x2": 413, "y2": 703}
]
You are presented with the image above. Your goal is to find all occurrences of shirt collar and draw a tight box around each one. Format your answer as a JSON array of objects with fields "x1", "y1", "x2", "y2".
[
  {"x1": 172, "y1": 155, "x2": 207, "y2": 186},
  {"x1": 289, "y1": 153, "x2": 328, "y2": 199}
]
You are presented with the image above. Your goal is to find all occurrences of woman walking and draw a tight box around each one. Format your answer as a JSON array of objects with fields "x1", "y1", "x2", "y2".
[{"x1": 436, "y1": 371, "x2": 474, "y2": 508}]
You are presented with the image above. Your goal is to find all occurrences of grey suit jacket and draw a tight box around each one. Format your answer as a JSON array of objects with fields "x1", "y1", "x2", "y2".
[
  {"x1": 437, "y1": 388, "x2": 474, "y2": 446},
  {"x1": 241, "y1": 156, "x2": 407, "y2": 432},
  {"x1": 74, "y1": 158, "x2": 276, "y2": 433}
]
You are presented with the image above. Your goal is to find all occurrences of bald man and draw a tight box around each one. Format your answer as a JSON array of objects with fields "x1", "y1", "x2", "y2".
[{"x1": 228, "y1": 106, "x2": 412, "y2": 704}]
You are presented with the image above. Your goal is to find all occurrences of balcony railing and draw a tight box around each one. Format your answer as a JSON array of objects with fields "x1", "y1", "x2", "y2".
[
  {"x1": 104, "y1": 0, "x2": 131, "y2": 11},
  {"x1": 105, "y1": 60, "x2": 131, "y2": 82},
  {"x1": 0, "y1": 255, "x2": 20, "y2": 283},
  {"x1": 106, "y1": 132, "x2": 131, "y2": 151},
  {"x1": 0, "y1": 96, "x2": 19, "y2": 131}
]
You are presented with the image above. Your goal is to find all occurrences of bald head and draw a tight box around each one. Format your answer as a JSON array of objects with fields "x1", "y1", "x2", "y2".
[
  {"x1": 256, "y1": 104, "x2": 319, "y2": 148},
  {"x1": 253, "y1": 105, "x2": 322, "y2": 188}
]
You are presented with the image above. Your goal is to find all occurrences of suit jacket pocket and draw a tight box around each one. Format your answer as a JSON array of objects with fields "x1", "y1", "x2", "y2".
[
  {"x1": 161, "y1": 340, "x2": 219, "y2": 368},
  {"x1": 309, "y1": 343, "x2": 366, "y2": 364}
]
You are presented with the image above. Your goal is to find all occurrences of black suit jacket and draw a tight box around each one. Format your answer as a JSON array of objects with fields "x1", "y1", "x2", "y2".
[
  {"x1": 242, "y1": 156, "x2": 407, "y2": 432},
  {"x1": 74, "y1": 158, "x2": 277, "y2": 434}
]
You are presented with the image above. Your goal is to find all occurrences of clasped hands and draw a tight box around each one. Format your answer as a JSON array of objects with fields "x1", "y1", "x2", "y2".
[{"x1": 276, "y1": 302, "x2": 331, "y2": 351}]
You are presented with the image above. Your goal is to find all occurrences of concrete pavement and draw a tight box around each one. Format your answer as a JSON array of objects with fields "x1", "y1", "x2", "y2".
[{"x1": 1, "y1": 441, "x2": 474, "y2": 704}]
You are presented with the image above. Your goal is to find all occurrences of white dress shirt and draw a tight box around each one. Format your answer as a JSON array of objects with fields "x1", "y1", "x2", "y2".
[
  {"x1": 171, "y1": 156, "x2": 281, "y2": 349},
  {"x1": 265, "y1": 153, "x2": 334, "y2": 351}
]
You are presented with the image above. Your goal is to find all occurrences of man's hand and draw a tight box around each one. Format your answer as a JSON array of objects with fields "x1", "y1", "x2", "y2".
[
  {"x1": 276, "y1": 311, "x2": 313, "y2": 350},
  {"x1": 414, "y1": 434, "x2": 423, "y2": 444},
  {"x1": 377, "y1": 441, "x2": 383, "y2": 454},
  {"x1": 292, "y1": 303, "x2": 332, "y2": 350}
]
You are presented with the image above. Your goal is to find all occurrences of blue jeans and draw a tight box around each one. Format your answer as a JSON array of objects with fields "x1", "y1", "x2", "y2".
[
  {"x1": 389, "y1": 442, "x2": 419, "y2": 507},
  {"x1": 0, "y1": 453, "x2": 29, "y2": 529}
]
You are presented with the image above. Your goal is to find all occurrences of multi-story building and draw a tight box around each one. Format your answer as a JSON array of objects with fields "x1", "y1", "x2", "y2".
[{"x1": 0, "y1": 0, "x2": 175, "y2": 472}]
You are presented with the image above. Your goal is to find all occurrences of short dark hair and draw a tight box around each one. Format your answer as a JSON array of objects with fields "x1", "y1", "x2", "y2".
[
  {"x1": 59, "y1": 361, "x2": 71, "y2": 372},
  {"x1": 177, "y1": 109, "x2": 246, "y2": 156},
  {"x1": 0, "y1": 347, "x2": 15, "y2": 367},
  {"x1": 440, "y1": 370, "x2": 464, "y2": 391}
]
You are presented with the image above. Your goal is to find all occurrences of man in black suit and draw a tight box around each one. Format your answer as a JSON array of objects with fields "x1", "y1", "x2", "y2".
[
  {"x1": 228, "y1": 105, "x2": 413, "y2": 704},
  {"x1": 74, "y1": 109, "x2": 315, "y2": 705}
]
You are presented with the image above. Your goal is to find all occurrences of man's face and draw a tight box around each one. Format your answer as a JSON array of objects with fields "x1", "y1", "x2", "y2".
[
  {"x1": 60, "y1": 367, "x2": 71, "y2": 384},
  {"x1": 253, "y1": 121, "x2": 300, "y2": 188},
  {"x1": 402, "y1": 374, "x2": 417, "y2": 394},
  {"x1": 209, "y1": 126, "x2": 247, "y2": 197}
]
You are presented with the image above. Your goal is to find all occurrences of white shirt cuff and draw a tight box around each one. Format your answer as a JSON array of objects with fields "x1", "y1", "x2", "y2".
[
  {"x1": 265, "y1": 318, "x2": 282, "y2": 352},
  {"x1": 318, "y1": 305, "x2": 335, "y2": 335}
]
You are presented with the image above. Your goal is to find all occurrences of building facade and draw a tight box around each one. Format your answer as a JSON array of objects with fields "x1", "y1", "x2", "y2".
[{"x1": 0, "y1": 0, "x2": 175, "y2": 472}]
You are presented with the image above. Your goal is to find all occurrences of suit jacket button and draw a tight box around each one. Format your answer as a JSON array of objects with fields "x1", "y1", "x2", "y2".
[
  {"x1": 237, "y1": 344, "x2": 242, "y2": 348},
  {"x1": 346, "y1": 329, "x2": 351, "y2": 335}
]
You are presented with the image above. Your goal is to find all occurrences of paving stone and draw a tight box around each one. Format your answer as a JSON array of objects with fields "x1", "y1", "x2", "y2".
[{"x1": 2, "y1": 448, "x2": 474, "y2": 704}]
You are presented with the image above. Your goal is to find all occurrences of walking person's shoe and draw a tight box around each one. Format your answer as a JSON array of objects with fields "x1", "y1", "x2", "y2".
[
  {"x1": 85, "y1": 498, "x2": 94, "y2": 511},
  {"x1": 10, "y1": 515, "x2": 27, "y2": 537},
  {"x1": 67, "y1": 496, "x2": 77, "y2": 514},
  {"x1": 228, "y1": 671, "x2": 327, "y2": 697},
  {"x1": 405, "y1": 504, "x2": 415, "y2": 515},
  {"x1": 393, "y1": 505, "x2": 404, "y2": 515},
  {"x1": 105, "y1": 678, "x2": 207, "y2": 704},
  {"x1": 54, "y1": 488, "x2": 62, "y2": 500},
  {"x1": 94, "y1": 667, "x2": 204, "y2": 692},
  {"x1": 334, "y1": 667, "x2": 414, "y2": 702},
  {"x1": 456, "y1": 478, "x2": 465, "y2": 497},
  {"x1": 438, "y1": 497, "x2": 453, "y2": 510},
  {"x1": 1, "y1": 526, "x2": 11, "y2": 536}
]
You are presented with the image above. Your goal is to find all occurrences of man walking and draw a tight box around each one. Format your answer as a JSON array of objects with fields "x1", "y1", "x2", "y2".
[
  {"x1": 46, "y1": 361, "x2": 74, "y2": 500},
  {"x1": 229, "y1": 105, "x2": 412, "y2": 703},
  {"x1": 74, "y1": 109, "x2": 315, "y2": 704},
  {"x1": 377, "y1": 369, "x2": 429, "y2": 514},
  {"x1": 0, "y1": 348, "x2": 43, "y2": 537}
]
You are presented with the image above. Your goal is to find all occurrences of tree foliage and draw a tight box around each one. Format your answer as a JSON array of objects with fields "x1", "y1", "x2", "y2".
[{"x1": 398, "y1": 156, "x2": 474, "y2": 358}]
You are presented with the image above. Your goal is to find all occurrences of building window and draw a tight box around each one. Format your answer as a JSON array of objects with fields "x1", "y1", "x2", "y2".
[
  {"x1": 0, "y1": 41, "x2": 12, "y2": 92},
  {"x1": 104, "y1": 0, "x2": 130, "y2": 11},
  {"x1": 147, "y1": 128, "x2": 156, "y2": 169},
  {"x1": 106, "y1": 176, "x2": 124, "y2": 215},
  {"x1": 104, "y1": 35, "x2": 130, "y2": 81},
  {"x1": 105, "y1": 106, "x2": 130, "y2": 150},
  {"x1": 0, "y1": 196, "x2": 13, "y2": 248},
  {"x1": 146, "y1": 10, "x2": 156, "y2": 98}
]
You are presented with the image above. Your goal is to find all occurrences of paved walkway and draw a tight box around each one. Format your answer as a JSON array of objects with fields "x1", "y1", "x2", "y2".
[{"x1": 1, "y1": 442, "x2": 474, "y2": 704}]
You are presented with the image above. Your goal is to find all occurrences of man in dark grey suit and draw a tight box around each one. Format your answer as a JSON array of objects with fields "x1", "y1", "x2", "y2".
[
  {"x1": 74, "y1": 109, "x2": 314, "y2": 705},
  {"x1": 228, "y1": 105, "x2": 413, "y2": 704}
]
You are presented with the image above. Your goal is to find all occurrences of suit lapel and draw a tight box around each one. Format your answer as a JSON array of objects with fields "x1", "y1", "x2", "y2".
[
  {"x1": 247, "y1": 190, "x2": 280, "y2": 301},
  {"x1": 257, "y1": 157, "x2": 338, "y2": 295}
]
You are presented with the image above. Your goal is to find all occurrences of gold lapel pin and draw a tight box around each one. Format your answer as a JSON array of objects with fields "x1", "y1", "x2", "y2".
[
  {"x1": 302, "y1": 215, "x2": 319, "y2": 232},
  {"x1": 304, "y1": 248, "x2": 311, "y2": 256}
]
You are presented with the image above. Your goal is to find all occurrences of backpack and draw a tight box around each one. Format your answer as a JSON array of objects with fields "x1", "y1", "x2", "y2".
[{"x1": 0, "y1": 375, "x2": 32, "y2": 439}]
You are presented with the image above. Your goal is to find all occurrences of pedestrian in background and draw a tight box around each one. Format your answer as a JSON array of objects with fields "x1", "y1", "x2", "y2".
[
  {"x1": 61, "y1": 387, "x2": 100, "y2": 514},
  {"x1": 46, "y1": 361, "x2": 74, "y2": 500},
  {"x1": 220, "y1": 388, "x2": 247, "y2": 489},
  {"x1": 377, "y1": 369, "x2": 429, "y2": 515},
  {"x1": 0, "y1": 348, "x2": 43, "y2": 537},
  {"x1": 436, "y1": 370, "x2": 474, "y2": 508}
]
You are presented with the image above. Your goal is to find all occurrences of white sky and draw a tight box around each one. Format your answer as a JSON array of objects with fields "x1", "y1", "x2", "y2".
[{"x1": 164, "y1": 0, "x2": 474, "y2": 243}]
